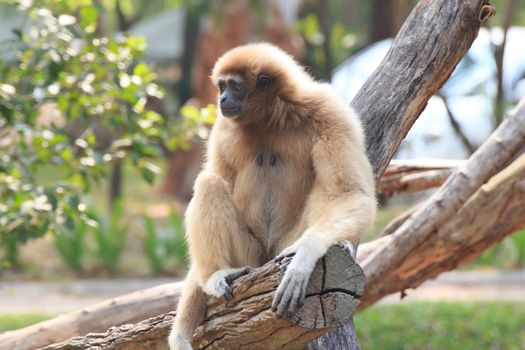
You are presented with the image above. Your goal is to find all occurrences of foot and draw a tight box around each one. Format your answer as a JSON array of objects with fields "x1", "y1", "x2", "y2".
[
  {"x1": 168, "y1": 330, "x2": 192, "y2": 350},
  {"x1": 203, "y1": 266, "x2": 252, "y2": 299}
]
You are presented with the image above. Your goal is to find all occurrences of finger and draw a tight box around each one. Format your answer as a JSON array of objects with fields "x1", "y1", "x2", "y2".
[
  {"x1": 287, "y1": 285, "x2": 302, "y2": 314},
  {"x1": 275, "y1": 252, "x2": 296, "y2": 263},
  {"x1": 298, "y1": 280, "x2": 306, "y2": 307},
  {"x1": 222, "y1": 285, "x2": 233, "y2": 300},
  {"x1": 226, "y1": 266, "x2": 252, "y2": 283},
  {"x1": 276, "y1": 279, "x2": 295, "y2": 316},
  {"x1": 272, "y1": 275, "x2": 289, "y2": 311}
]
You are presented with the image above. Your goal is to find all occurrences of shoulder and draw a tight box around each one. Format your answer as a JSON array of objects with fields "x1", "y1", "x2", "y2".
[{"x1": 307, "y1": 83, "x2": 365, "y2": 145}]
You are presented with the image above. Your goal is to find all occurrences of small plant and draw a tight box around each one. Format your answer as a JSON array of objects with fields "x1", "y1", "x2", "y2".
[
  {"x1": 54, "y1": 221, "x2": 88, "y2": 272},
  {"x1": 166, "y1": 212, "x2": 188, "y2": 266},
  {"x1": 1, "y1": 234, "x2": 21, "y2": 270},
  {"x1": 142, "y1": 212, "x2": 187, "y2": 275},
  {"x1": 143, "y1": 216, "x2": 167, "y2": 275},
  {"x1": 93, "y1": 199, "x2": 128, "y2": 274}
]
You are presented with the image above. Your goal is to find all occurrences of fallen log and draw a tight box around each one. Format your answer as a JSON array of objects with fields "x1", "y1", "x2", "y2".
[{"x1": 40, "y1": 245, "x2": 364, "y2": 350}]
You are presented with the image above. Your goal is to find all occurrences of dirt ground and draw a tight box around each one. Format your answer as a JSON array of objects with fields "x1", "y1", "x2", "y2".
[{"x1": 1, "y1": 270, "x2": 524, "y2": 314}]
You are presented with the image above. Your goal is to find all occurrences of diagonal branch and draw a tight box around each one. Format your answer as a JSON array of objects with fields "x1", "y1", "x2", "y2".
[
  {"x1": 362, "y1": 96, "x2": 525, "y2": 297},
  {"x1": 360, "y1": 152, "x2": 525, "y2": 307}
]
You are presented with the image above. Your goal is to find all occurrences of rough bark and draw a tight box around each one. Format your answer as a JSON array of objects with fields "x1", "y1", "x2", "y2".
[
  {"x1": 362, "y1": 96, "x2": 525, "y2": 292},
  {"x1": 354, "y1": 0, "x2": 495, "y2": 182},
  {"x1": 39, "y1": 245, "x2": 364, "y2": 350},
  {"x1": 359, "y1": 152, "x2": 525, "y2": 308}
]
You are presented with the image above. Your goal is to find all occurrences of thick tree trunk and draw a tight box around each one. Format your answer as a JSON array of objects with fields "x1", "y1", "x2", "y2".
[
  {"x1": 0, "y1": 1, "x2": 499, "y2": 349},
  {"x1": 355, "y1": 0, "x2": 495, "y2": 182}
]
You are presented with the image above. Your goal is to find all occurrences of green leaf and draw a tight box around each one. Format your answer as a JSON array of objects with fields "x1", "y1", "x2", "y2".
[
  {"x1": 80, "y1": 6, "x2": 98, "y2": 33},
  {"x1": 141, "y1": 162, "x2": 160, "y2": 185},
  {"x1": 133, "y1": 63, "x2": 150, "y2": 77}
]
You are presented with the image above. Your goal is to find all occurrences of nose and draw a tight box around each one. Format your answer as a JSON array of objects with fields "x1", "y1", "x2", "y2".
[{"x1": 220, "y1": 95, "x2": 227, "y2": 105}]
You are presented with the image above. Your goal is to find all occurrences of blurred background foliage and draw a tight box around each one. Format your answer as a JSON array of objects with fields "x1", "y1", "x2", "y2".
[{"x1": 0, "y1": 0, "x2": 524, "y2": 276}]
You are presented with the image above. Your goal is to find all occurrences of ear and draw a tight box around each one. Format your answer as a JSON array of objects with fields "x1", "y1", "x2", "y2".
[{"x1": 256, "y1": 74, "x2": 273, "y2": 90}]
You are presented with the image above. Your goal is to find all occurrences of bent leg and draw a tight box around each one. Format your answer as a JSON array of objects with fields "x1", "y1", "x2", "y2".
[{"x1": 186, "y1": 171, "x2": 264, "y2": 291}]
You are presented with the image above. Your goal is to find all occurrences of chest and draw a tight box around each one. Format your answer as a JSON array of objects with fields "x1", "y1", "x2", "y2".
[{"x1": 219, "y1": 125, "x2": 315, "y2": 240}]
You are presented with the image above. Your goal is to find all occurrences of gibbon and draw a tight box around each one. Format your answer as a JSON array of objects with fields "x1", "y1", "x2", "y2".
[{"x1": 168, "y1": 43, "x2": 376, "y2": 350}]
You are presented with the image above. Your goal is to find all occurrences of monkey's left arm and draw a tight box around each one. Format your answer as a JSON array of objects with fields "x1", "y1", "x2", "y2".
[{"x1": 272, "y1": 129, "x2": 376, "y2": 316}]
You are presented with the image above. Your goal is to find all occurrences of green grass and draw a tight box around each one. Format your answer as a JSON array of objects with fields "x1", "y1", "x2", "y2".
[
  {"x1": 0, "y1": 314, "x2": 52, "y2": 333},
  {"x1": 356, "y1": 302, "x2": 525, "y2": 350}
]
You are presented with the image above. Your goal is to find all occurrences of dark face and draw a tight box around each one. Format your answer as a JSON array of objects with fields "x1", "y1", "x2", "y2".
[
  {"x1": 218, "y1": 76, "x2": 245, "y2": 118},
  {"x1": 217, "y1": 74, "x2": 273, "y2": 119}
]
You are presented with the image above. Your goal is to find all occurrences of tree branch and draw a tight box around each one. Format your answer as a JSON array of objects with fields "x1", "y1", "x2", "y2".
[
  {"x1": 40, "y1": 245, "x2": 364, "y2": 350},
  {"x1": 362, "y1": 96, "x2": 525, "y2": 301},
  {"x1": 383, "y1": 159, "x2": 464, "y2": 177},
  {"x1": 493, "y1": 0, "x2": 518, "y2": 125},
  {"x1": 354, "y1": 0, "x2": 495, "y2": 181},
  {"x1": 0, "y1": 283, "x2": 183, "y2": 350},
  {"x1": 438, "y1": 93, "x2": 477, "y2": 154},
  {"x1": 378, "y1": 168, "x2": 453, "y2": 195},
  {"x1": 360, "y1": 152, "x2": 525, "y2": 308}
]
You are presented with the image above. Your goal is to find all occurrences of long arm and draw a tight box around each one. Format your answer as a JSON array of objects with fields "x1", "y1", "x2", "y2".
[
  {"x1": 304, "y1": 124, "x2": 376, "y2": 246},
  {"x1": 272, "y1": 115, "x2": 376, "y2": 315}
]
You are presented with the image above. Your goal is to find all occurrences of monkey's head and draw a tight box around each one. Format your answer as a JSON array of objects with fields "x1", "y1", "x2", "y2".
[{"x1": 211, "y1": 43, "x2": 312, "y2": 125}]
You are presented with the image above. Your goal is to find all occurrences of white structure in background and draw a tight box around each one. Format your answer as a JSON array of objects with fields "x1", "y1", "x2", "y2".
[
  {"x1": 130, "y1": 10, "x2": 185, "y2": 63},
  {"x1": 332, "y1": 28, "x2": 525, "y2": 159}
]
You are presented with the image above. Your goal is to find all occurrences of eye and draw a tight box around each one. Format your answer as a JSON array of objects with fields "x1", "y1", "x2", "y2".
[
  {"x1": 218, "y1": 81, "x2": 226, "y2": 93},
  {"x1": 230, "y1": 80, "x2": 241, "y2": 91},
  {"x1": 256, "y1": 74, "x2": 272, "y2": 89}
]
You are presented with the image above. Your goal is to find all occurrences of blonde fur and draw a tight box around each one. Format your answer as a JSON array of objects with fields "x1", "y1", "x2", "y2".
[{"x1": 169, "y1": 43, "x2": 376, "y2": 350}]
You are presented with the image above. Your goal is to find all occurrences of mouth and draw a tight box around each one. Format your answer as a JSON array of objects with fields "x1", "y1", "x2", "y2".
[{"x1": 220, "y1": 106, "x2": 241, "y2": 118}]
